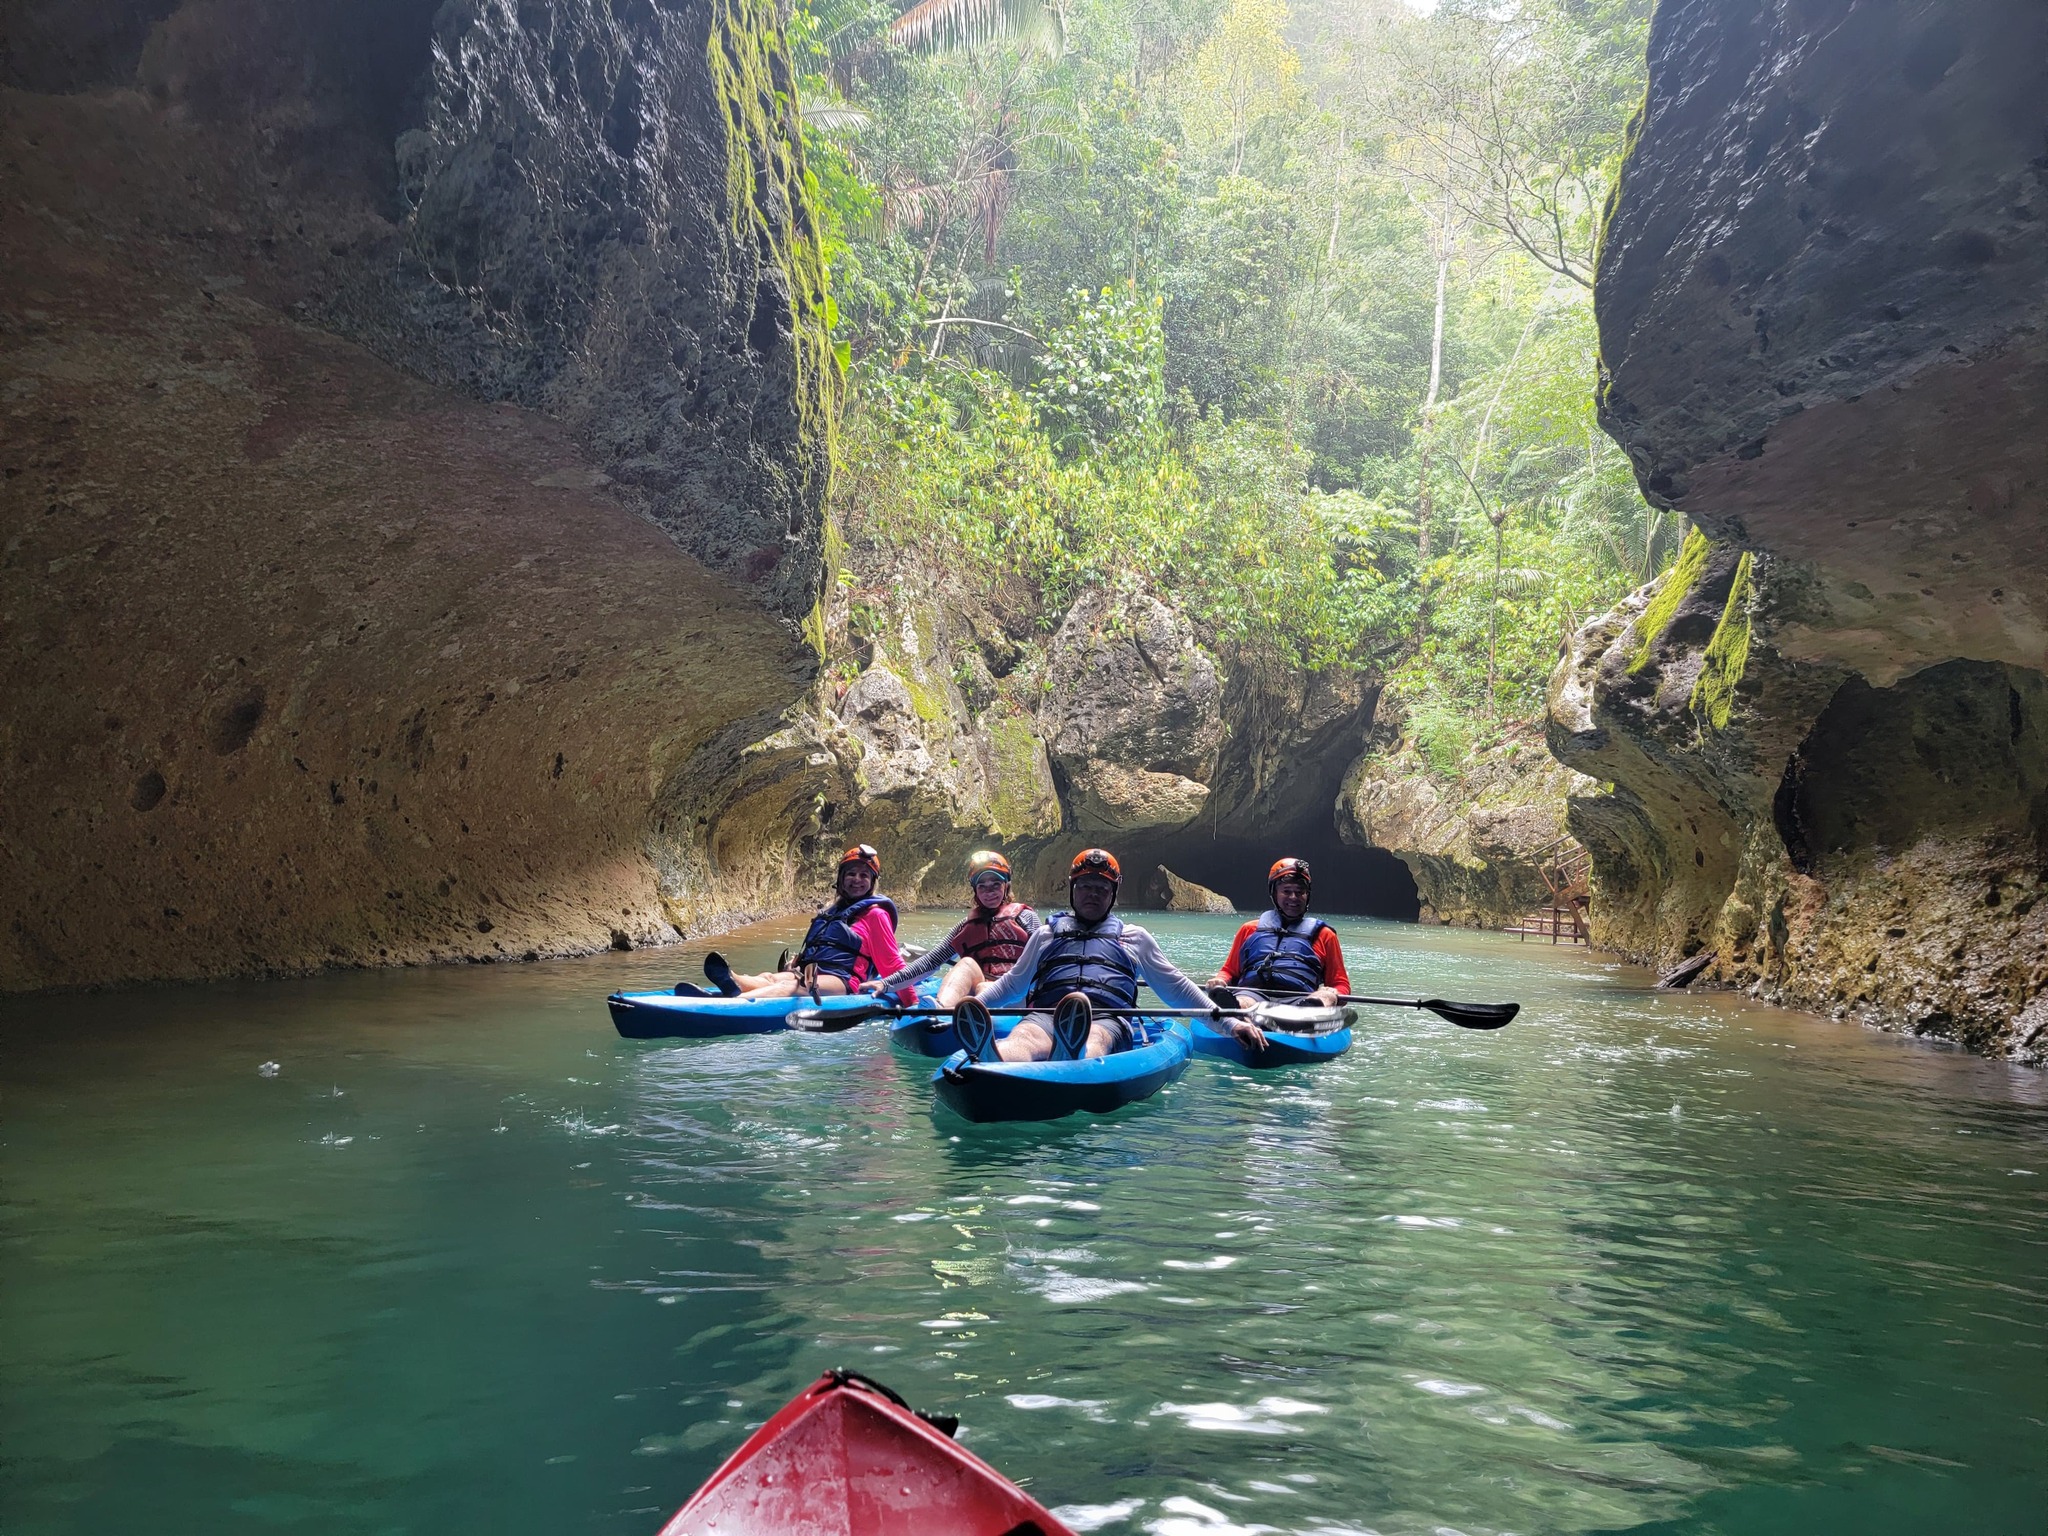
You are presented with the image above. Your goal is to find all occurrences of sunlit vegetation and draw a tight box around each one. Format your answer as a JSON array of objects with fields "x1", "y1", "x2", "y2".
[{"x1": 798, "y1": 0, "x2": 1678, "y2": 740}]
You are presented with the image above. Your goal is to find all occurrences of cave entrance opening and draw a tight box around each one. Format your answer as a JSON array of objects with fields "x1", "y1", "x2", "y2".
[{"x1": 1117, "y1": 830, "x2": 1421, "y2": 922}]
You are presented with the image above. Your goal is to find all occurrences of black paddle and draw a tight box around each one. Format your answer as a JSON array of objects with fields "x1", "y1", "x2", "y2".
[
  {"x1": 790, "y1": 996, "x2": 1519, "y2": 1033},
  {"x1": 786, "y1": 1000, "x2": 1240, "y2": 1030},
  {"x1": 1335, "y1": 995, "x2": 1519, "y2": 1030}
]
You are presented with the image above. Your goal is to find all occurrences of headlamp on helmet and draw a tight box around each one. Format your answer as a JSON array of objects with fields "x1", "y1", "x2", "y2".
[
  {"x1": 1267, "y1": 857, "x2": 1311, "y2": 895},
  {"x1": 1069, "y1": 848, "x2": 1122, "y2": 886}
]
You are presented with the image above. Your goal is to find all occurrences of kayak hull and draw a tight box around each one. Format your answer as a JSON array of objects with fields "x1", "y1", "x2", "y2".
[
  {"x1": 1191, "y1": 1021, "x2": 1352, "y2": 1067},
  {"x1": 610, "y1": 978, "x2": 938, "y2": 1040},
  {"x1": 660, "y1": 1369, "x2": 1076, "y2": 1536},
  {"x1": 889, "y1": 1012, "x2": 1025, "y2": 1059},
  {"x1": 931, "y1": 1019, "x2": 1193, "y2": 1123},
  {"x1": 607, "y1": 991, "x2": 872, "y2": 1040}
]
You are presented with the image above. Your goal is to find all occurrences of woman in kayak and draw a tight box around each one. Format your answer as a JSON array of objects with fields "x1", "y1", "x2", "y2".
[
  {"x1": 702, "y1": 845, "x2": 909, "y2": 1001},
  {"x1": 1207, "y1": 857, "x2": 1350, "y2": 1037},
  {"x1": 865, "y1": 850, "x2": 1040, "y2": 1007},
  {"x1": 951, "y1": 848, "x2": 1262, "y2": 1063}
]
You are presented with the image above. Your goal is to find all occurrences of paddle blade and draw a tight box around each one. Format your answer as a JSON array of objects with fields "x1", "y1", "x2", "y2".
[
  {"x1": 787, "y1": 1000, "x2": 891, "y2": 1032},
  {"x1": 1420, "y1": 998, "x2": 1519, "y2": 1030}
]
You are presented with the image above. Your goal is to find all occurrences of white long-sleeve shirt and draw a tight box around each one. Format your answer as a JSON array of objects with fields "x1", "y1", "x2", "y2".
[{"x1": 977, "y1": 916, "x2": 1214, "y2": 1013}]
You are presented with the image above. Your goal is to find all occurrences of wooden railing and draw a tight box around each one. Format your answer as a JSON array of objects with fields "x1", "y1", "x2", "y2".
[{"x1": 1506, "y1": 835, "x2": 1591, "y2": 944}]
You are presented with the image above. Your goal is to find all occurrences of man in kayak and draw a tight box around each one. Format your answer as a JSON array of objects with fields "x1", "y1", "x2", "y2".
[
  {"x1": 864, "y1": 850, "x2": 1040, "y2": 1007},
  {"x1": 1207, "y1": 858, "x2": 1350, "y2": 1047},
  {"x1": 705, "y1": 845, "x2": 909, "y2": 1001},
  {"x1": 952, "y1": 847, "x2": 1259, "y2": 1062}
]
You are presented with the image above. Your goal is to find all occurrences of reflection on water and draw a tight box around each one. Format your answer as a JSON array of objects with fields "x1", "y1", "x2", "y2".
[{"x1": 3, "y1": 915, "x2": 2044, "y2": 1535}]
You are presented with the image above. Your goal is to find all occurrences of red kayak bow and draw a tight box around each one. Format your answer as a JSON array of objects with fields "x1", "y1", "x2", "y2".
[{"x1": 659, "y1": 1369, "x2": 1077, "y2": 1536}]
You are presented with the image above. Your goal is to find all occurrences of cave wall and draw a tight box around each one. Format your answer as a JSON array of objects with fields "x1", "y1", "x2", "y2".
[
  {"x1": 1337, "y1": 722, "x2": 1591, "y2": 929},
  {"x1": 700, "y1": 534, "x2": 1401, "y2": 923},
  {"x1": 0, "y1": 0, "x2": 833, "y2": 988},
  {"x1": 1566, "y1": 0, "x2": 2047, "y2": 1059}
]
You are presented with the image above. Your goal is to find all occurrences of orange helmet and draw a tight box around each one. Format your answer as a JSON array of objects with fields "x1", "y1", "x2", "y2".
[
  {"x1": 1267, "y1": 856, "x2": 1311, "y2": 894},
  {"x1": 838, "y1": 844, "x2": 881, "y2": 876},
  {"x1": 1069, "y1": 848, "x2": 1122, "y2": 885},
  {"x1": 967, "y1": 850, "x2": 1012, "y2": 882}
]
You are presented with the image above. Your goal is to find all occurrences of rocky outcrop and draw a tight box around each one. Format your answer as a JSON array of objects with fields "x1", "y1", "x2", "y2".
[
  {"x1": 1550, "y1": 544, "x2": 2045, "y2": 1060},
  {"x1": 726, "y1": 533, "x2": 1392, "y2": 916},
  {"x1": 0, "y1": 0, "x2": 833, "y2": 987},
  {"x1": 1596, "y1": 0, "x2": 2045, "y2": 683},
  {"x1": 1150, "y1": 866, "x2": 1234, "y2": 914},
  {"x1": 1566, "y1": 0, "x2": 2048, "y2": 1060},
  {"x1": 1041, "y1": 588, "x2": 1225, "y2": 835},
  {"x1": 1339, "y1": 724, "x2": 1592, "y2": 928}
]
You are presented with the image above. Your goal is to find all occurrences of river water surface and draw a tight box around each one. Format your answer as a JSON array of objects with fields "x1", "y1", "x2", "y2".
[{"x1": 4, "y1": 915, "x2": 2044, "y2": 1535}]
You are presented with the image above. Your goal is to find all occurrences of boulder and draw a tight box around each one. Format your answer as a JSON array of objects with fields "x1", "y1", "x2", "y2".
[
  {"x1": 1150, "y1": 866, "x2": 1234, "y2": 914},
  {"x1": 1040, "y1": 588, "x2": 1225, "y2": 833}
]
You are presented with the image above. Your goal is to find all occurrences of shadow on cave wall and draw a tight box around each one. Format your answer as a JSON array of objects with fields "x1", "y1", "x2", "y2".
[{"x1": 1116, "y1": 829, "x2": 1422, "y2": 921}]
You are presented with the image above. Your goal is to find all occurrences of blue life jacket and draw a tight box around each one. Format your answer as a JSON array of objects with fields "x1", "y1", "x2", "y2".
[
  {"x1": 1235, "y1": 910, "x2": 1326, "y2": 995},
  {"x1": 1028, "y1": 911, "x2": 1141, "y2": 1011},
  {"x1": 795, "y1": 894, "x2": 898, "y2": 984}
]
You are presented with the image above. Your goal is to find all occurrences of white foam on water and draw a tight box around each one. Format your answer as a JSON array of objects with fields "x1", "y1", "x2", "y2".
[
  {"x1": 1152, "y1": 1397, "x2": 1327, "y2": 1434},
  {"x1": 1413, "y1": 1378, "x2": 1486, "y2": 1398},
  {"x1": 1053, "y1": 1497, "x2": 1145, "y2": 1531},
  {"x1": 1031, "y1": 1271, "x2": 1150, "y2": 1304},
  {"x1": 1005, "y1": 1392, "x2": 1111, "y2": 1420},
  {"x1": 1145, "y1": 1494, "x2": 1279, "y2": 1534},
  {"x1": 1162, "y1": 1255, "x2": 1239, "y2": 1270}
]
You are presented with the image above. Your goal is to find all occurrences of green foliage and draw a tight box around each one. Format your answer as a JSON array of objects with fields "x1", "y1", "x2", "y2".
[
  {"x1": 1406, "y1": 699, "x2": 1477, "y2": 779},
  {"x1": 1027, "y1": 286, "x2": 1166, "y2": 450},
  {"x1": 801, "y1": 0, "x2": 1671, "y2": 739}
]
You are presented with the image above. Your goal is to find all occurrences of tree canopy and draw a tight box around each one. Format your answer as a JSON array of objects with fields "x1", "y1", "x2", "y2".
[{"x1": 797, "y1": 0, "x2": 1673, "y2": 753}]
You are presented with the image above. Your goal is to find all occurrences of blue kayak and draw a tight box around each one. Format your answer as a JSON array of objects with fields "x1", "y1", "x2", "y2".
[
  {"x1": 609, "y1": 976, "x2": 940, "y2": 1040},
  {"x1": 930, "y1": 1018, "x2": 1193, "y2": 1123},
  {"x1": 607, "y1": 990, "x2": 878, "y2": 1039},
  {"x1": 889, "y1": 1010, "x2": 1025, "y2": 1059},
  {"x1": 1191, "y1": 1018, "x2": 1352, "y2": 1067}
]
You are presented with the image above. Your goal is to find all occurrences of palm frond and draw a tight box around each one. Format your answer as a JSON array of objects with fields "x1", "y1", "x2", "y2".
[
  {"x1": 804, "y1": 101, "x2": 873, "y2": 135},
  {"x1": 889, "y1": 0, "x2": 1064, "y2": 58}
]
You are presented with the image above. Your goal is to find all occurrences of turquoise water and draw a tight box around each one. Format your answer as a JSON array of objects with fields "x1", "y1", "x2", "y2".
[{"x1": 3, "y1": 914, "x2": 2044, "y2": 1535}]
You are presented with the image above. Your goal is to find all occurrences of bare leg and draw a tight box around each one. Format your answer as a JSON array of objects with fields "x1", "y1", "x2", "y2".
[
  {"x1": 937, "y1": 957, "x2": 988, "y2": 1009},
  {"x1": 1083, "y1": 1022, "x2": 1123, "y2": 1059},
  {"x1": 733, "y1": 972, "x2": 850, "y2": 999},
  {"x1": 997, "y1": 1020, "x2": 1054, "y2": 1063}
]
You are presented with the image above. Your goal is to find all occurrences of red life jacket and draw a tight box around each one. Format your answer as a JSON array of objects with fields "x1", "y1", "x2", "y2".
[{"x1": 952, "y1": 901, "x2": 1034, "y2": 979}]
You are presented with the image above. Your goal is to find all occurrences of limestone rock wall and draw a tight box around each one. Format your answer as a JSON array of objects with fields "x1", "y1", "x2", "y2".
[
  {"x1": 1566, "y1": 0, "x2": 2048, "y2": 1060},
  {"x1": 0, "y1": 0, "x2": 832, "y2": 987},
  {"x1": 700, "y1": 535, "x2": 1388, "y2": 919},
  {"x1": 1338, "y1": 725, "x2": 1592, "y2": 929},
  {"x1": 1596, "y1": 0, "x2": 2046, "y2": 683},
  {"x1": 1550, "y1": 546, "x2": 2046, "y2": 1059}
]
